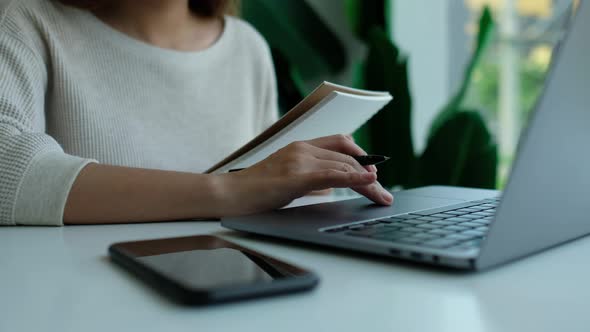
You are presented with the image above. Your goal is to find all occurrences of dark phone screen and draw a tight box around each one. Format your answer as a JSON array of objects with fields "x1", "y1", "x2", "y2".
[
  {"x1": 114, "y1": 235, "x2": 310, "y2": 290},
  {"x1": 139, "y1": 248, "x2": 277, "y2": 289}
]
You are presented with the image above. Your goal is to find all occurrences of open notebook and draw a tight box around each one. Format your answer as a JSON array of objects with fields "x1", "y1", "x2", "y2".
[{"x1": 206, "y1": 82, "x2": 393, "y2": 174}]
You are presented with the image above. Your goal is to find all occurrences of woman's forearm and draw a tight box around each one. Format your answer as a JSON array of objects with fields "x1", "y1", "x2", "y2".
[
  {"x1": 63, "y1": 163, "x2": 225, "y2": 224},
  {"x1": 63, "y1": 136, "x2": 393, "y2": 225}
]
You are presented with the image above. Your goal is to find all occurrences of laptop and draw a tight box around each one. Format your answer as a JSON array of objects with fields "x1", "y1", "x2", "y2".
[{"x1": 222, "y1": 2, "x2": 590, "y2": 271}]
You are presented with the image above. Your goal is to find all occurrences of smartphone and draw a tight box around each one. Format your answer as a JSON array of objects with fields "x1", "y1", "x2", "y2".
[{"x1": 109, "y1": 235, "x2": 319, "y2": 305}]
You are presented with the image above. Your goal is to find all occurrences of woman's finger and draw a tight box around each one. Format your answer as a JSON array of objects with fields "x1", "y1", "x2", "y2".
[
  {"x1": 352, "y1": 181, "x2": 394, "y2": 206},
  {"x1": 301, "y1": 169, "x2": 392, "y2": 206},
  {"x1": 305, "y1": 135, "x2": 377, "y2": 172},
  {"x1": 310, "y1": 159, "x2": 361, "y2": 174},
  {"x1": 299, "y1": 170, "x2": 377, "y2": 191},
  {"x1": 305, "y1": 145, "x2": 367, "y2": 173},
  {"x1": 296, "y1": 159, "x2": 391, "y2": 205},
  {"x1": 306, "y1": 134, "x2": 366, "y2": 156}
]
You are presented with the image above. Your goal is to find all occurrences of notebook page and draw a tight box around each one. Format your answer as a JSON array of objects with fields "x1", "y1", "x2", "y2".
[{"x1": 211, "y1": 91, "x2": 392, "y2": 173}]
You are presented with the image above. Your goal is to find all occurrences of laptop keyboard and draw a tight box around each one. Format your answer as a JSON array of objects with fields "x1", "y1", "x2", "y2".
[{"x1": 321, "y1": 198, "x2": 500, "y2": 251}]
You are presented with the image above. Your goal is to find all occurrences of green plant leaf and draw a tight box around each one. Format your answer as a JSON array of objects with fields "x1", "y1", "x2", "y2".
[
  {"x1": 270, "y1": 49, "x2": 305, "y2": 114},
  {"x1": 417, "y1": 111, "x2": 497, "y2": 188},
  {"x1": 351, "y1": 61, "x2": 372, "y2": 149},
  {"x1": 428, "y1": 6, "x2": 495, "y2": 136},
  {"x1": 345, "y1": 0, "x2": 387, "y2": 40},
  {"x1": 242, "y1": 0, "x2": 347, "y2": 80},
  {"x1": 361, "y1": 27, "x2": 415, "y2": 188}
]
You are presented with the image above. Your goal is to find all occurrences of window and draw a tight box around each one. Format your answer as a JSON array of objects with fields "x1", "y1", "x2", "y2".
[{"x1": 464, "y1": 0, "x2": 574, "y2": 185}]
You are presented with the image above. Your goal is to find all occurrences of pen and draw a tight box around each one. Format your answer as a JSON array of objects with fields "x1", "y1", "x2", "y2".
[
  {"x1": 228, "y1": 155, "x2": 390, "y2": 172},
  {"x1": 353, "y1": 155, "x2": 390, "y2": 166}
]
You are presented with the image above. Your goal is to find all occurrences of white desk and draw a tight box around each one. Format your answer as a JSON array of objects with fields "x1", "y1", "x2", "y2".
[{"x1": 2, "y1": 195, "x2": 589, "y2": 332}]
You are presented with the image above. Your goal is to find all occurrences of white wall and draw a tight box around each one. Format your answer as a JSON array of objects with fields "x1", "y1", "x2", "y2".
[
  {"x1": 392, "y1": 0, "x2": 450, "y2": 153},
  {"x1": 392, "y1": 0, "x2": 469, "y2": 153}
]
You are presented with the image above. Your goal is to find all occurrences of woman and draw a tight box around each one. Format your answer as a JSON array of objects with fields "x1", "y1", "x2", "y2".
[{"x1": 0, "y1": 0, "x2": 392, "y2": 226}]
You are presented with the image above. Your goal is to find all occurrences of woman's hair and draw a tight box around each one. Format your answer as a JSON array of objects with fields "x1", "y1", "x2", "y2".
[{"x1": 56, "y1": 0, "x2": 238, "y2": 17}]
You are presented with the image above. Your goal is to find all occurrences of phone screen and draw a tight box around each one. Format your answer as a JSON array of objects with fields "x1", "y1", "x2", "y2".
[
  {"x1": 138, "y1": 248, "x2": 278, "y2": 289},
  {"x1": 109, "y1": 235, "x2": 317, "y2": 304}
]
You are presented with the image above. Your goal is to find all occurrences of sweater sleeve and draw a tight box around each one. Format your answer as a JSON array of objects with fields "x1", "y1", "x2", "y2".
[
  {"x1": 257, "y1": 46, "x2": 279, "y2": 133},
  {"x1": 0, "y1": 30, "x2": 95, "y2": 226}
]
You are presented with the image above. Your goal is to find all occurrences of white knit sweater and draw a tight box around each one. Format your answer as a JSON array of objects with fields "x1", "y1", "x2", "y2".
[{"x1": 0, "y1": 0, "x2": 278, "y2": 226}]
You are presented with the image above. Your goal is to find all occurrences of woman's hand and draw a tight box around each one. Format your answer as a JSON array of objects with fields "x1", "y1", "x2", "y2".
[
  {"x1": 216, "y1": 134, "x2": 394, "y2": 216},
  {"x1": 63, "y1": 135, "x2": 391, "y2": 224}
]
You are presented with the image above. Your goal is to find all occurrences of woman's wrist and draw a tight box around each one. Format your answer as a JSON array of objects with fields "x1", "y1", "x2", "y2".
[
  {"x1": 205, "y1": 172, "x2": 256, "y2": 217},
  {"x1": 199, "y1": 172, "x2": 234, "y2": 217}
]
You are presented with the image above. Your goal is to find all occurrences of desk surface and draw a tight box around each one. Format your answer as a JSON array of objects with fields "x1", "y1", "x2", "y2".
[{"x1": 2, "y1": 195, "x2": 589, "y2": 332}]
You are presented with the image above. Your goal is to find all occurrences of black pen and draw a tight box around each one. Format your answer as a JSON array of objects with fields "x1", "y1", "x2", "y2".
[
  {"x1": 353, "y1": 155, "x2": 390, "y2": 166},
  {"x1": 228, "y1": 155, "x2": 390, "y2": 172}
]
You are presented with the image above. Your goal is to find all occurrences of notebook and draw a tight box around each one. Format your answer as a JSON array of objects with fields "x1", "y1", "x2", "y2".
[{"x1": 206, "y1": 82, "x2": 393, "y2": 174}]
